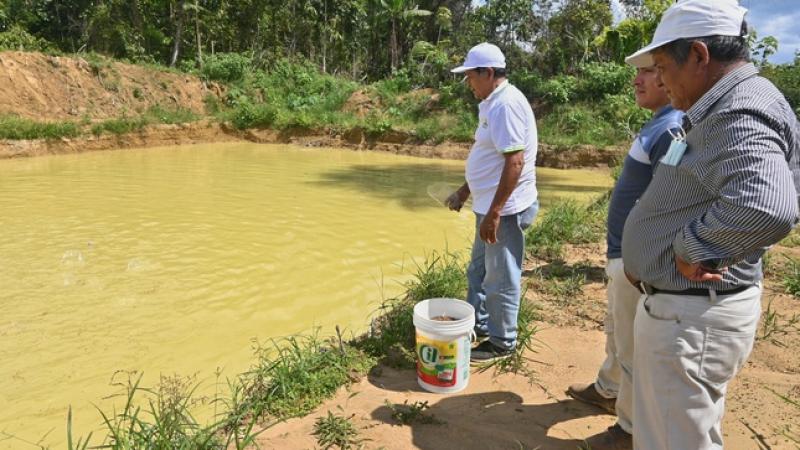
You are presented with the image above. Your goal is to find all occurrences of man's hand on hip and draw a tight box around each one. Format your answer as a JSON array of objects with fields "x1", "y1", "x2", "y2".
[
  {"x1": 480, "y1": 212, "x2": 500, "y2": 244},
  {"x1": 675, "y1": 255, "x2": 725, "y2": 282}
]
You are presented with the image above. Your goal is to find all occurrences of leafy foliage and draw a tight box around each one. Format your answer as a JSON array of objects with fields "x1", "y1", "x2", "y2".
[
  {"x1": 201, "y1": 53, "x2": 252, "y2": 83},
  {"x1": 0, "y1": 24, "x2": 55, "y2": 52}
]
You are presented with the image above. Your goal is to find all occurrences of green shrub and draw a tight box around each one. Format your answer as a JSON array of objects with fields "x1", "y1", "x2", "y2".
[
  {"x1": 437, "y1": 81, "x2": 475, "y2": 113},
  {"x1": 763, "y1": 62, "x2": 800, "y2": 114},
  {"x1": 230, "y1": 101, "x2": 277, "y2": 129},
  {"x1": 539, "y1": 103, "x2": 631, "y2": 146},
  {"x1": 538, "y1": 75, "x2": 578, "y2": 104},
  {"x1": 510, "y1": 69, "x2": 544, "y2": 100},
  {"x1": 373, "y1": 70, "x2": 413, "y2": 101},
  {"x1": 201, "y1": 53, "x2": 252, "y2": 83},
  {"x1": 599, "y1": 93, "x2": 651, "y2": 136},
  {"x1": 575, "y1": 62, "x2": 635, "y2": 100}
]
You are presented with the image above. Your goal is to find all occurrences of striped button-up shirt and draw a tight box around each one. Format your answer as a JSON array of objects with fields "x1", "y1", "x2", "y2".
[{"x1": 622, "y1": 63, "x2": 800, "y2": 290}]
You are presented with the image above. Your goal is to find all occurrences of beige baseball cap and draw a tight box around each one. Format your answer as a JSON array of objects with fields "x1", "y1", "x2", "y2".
[{"x1": 625, "y1": 0, "x2": 748, "y2": 68}]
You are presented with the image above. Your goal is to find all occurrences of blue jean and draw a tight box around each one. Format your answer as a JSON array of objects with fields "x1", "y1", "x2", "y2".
[{"x1": 466, "y1": 202, "x2": 538, "y2": 350}]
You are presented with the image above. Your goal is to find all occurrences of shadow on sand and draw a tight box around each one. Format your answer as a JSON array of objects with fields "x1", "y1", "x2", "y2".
[
  {"x1": 366, "y1": 367, "x2": 604, "y2": 449},
  {"x1": 371, "y1": 390, "x2": 601, "y2": 449}
]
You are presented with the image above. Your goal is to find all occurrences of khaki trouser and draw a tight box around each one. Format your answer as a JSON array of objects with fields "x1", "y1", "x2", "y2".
[
  {"x1": 595, "y1": 258, "x2": 641, "y2": 434},
  {"x1": 632, "y1": 286, "x2": 761, "y2": 450}
]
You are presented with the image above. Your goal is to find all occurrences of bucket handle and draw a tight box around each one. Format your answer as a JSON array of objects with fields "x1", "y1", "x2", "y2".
[{"x1": 468, "y1": 329, "x2": 477, "y2": 343}]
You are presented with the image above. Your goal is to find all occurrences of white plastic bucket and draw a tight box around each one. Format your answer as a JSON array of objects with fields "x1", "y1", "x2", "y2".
[{"x1": 413, "y1": 298, "x2": 475, "y2": 394}]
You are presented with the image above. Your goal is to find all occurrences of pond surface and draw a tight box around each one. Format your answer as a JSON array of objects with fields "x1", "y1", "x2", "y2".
[{"x1": 0, "y1": 142, "x2": 611, "y2": 447}]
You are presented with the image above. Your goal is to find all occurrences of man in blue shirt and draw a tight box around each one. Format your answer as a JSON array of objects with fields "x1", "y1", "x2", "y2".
[{"x1": 568, "y1": 66, "x2": 683, "y2": 450}]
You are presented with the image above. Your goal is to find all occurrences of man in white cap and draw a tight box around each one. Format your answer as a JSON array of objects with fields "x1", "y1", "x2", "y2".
[
  {"x1": 445, "y1": 42, "x2": 538, "y2": 363},
  {"x1": 589, "y1": 0, "x2": 800, "y2": 449}
]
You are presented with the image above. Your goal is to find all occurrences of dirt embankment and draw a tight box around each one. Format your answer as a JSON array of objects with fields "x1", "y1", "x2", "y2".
[
  {"x1": 0, "y1": 51, "x2": 220, "y2": 121},
  {"x1": 0, "y1": 51, "x2": 623, "y2": 167}
]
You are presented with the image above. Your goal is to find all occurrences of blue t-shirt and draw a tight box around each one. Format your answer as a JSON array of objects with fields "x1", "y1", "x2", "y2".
[{"x1": 607, "y1": 106, "x2": 684, "y2": 258}]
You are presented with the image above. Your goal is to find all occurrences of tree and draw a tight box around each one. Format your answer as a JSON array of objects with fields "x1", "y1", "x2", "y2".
[
  {"x1": 749, "y1": 31, "x2": 779, "y2": 67},
  {"x1": 169, "y1": 0, "x2": 186, "y2": 66},
  {"x1": 538, "y1": 0, "x2": 612, "y2": 74},
  {"x1": 379, "y1": 0, "x2": 431, "y2": 72}
]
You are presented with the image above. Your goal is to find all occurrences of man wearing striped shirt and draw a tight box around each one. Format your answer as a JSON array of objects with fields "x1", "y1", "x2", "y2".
[{"x1": 618, "y1": 1, "x2": 800, "y2": 449}]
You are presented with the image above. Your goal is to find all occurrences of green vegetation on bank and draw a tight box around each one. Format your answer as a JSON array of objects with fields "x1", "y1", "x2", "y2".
[
  {"x1": 0, "y1": 106, "x2": 199, "y2": 141},
  {"x1": 0, "y1": 115, "x2": 80, "y2": 140},
  {"x1": 0, "y1": 1, "x2": 795, "y2": 148}
]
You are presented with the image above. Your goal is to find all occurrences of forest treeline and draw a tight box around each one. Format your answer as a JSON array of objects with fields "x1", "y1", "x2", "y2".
[{"x1": 0, "y1": 0, "x2": 797, "y2": 146}]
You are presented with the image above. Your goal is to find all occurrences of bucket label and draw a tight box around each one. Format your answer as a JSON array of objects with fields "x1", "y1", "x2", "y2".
[{"x1": 416, "y1": 333, "x2": 460, "y2": 387}]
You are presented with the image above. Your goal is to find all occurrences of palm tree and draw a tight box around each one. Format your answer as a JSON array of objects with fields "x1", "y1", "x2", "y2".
[{"x1": 379, "y1": 0, "x2": 431, "y2": 72}]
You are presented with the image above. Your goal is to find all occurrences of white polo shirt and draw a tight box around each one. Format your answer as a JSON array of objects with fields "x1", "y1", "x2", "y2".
[{"x1": 466, "y1": 80, "x2": 538, "y2": 216}]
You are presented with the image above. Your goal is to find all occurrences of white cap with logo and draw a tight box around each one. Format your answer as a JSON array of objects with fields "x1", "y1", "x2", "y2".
[
  {"x1": 451, "y1": 42, "x2": 506, "y2": 73},
  {"x1": 625, "y1": 0, "x2": 748, "y2": 68}
]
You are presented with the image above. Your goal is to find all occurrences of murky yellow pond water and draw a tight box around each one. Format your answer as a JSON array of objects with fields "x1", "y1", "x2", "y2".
[{"x1": 0, "y1": 142, "x2": 610, "y2": 447}]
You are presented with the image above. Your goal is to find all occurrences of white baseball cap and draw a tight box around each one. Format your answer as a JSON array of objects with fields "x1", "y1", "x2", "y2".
[
  {"x1": 625, "y1": 0, "x2": 748, "y2": 68},
  {"x1": 451, "y1": 42, "x2": 506, "y2": 73}
]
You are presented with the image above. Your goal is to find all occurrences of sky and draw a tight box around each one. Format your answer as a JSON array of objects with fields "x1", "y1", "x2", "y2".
[
  {"x1": 610, "y1": 0, "x2": 799, "y2": 64},
  {"x1": 475, "y1": 0, "x2": 798, "y2": 65},
  {"x1": 739, "y1": 0, "x2": 799, "y2": 64}
]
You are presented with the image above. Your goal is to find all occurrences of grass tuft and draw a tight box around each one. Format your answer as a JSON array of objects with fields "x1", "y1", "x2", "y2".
[
  {"x1": 779, "y1": 255, "x2": 800, "y2": 297},
  {"x1": 758, "y1": 298, "x2": 800, "y2": 347},
  {"x1": 384, "y1": 400, "x2": 442, "y2": 425},
  {"x1": 313, "y1": 410, "x2": 364, "y2": 449}
]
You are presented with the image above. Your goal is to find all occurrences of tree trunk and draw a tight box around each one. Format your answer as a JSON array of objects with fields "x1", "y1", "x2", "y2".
[
  {"x1": 195, "y1": 0, "x2": 202, "y2": 67},
  {"x1": 169, "y1": 0, "x2": 186, "y2": 67},
  {"x1": 390, "y1": 18, "x2": 398, "y2": 72},
  {"x1": 322, "y1": 0, "x2": 327, "y2": 73}
]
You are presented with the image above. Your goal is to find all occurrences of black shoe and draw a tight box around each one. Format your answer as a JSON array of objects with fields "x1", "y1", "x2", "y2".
[{"x1": 470, "y1": 341, "x2": 513, "y2": 364}]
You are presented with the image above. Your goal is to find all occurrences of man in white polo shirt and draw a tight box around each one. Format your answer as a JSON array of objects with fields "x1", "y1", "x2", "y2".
[{"x1": 445, "y1": 42, "x2": 539, "y2": 363}]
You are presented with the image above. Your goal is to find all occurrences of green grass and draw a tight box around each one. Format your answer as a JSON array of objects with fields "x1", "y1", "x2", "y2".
[
  {"x1": 525, "y1": 198, "x2": 607, "y2": 261},
  {"x1": 0, "y1": 115, "x2": 80, "y2": 140},
  {"x1": 91, "y1": 106, "x2": 199, "y2": 136},
  {"x1": 529, "y1": 263, "x2": 587, "y2": 306},
  {"x1": 758, "y1": 298, "x2": 800, "y2": 347},
  {"x1": 765, "y1": 386, "x2": 800, "y2": 445},
  {"x1": 779, "y1": 255, "x2": 800, "y2": 297},
  {"x1": 66, "y1": 372, "x2": 261, "y2": 450},
  {"x1": 355, "y1": 249, "x2": 468, "y2": 367},
  {"x1": 475, "y1": 290, "x2": 542, "y2": 377},
  {"x1": 233, "y1": 331, "x2": 375, "y2": 423}
]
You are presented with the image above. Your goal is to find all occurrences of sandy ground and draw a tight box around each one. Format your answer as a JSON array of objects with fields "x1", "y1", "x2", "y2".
[{"x1": 250, "y1": 244, "x2": 800, "y2": 450}]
